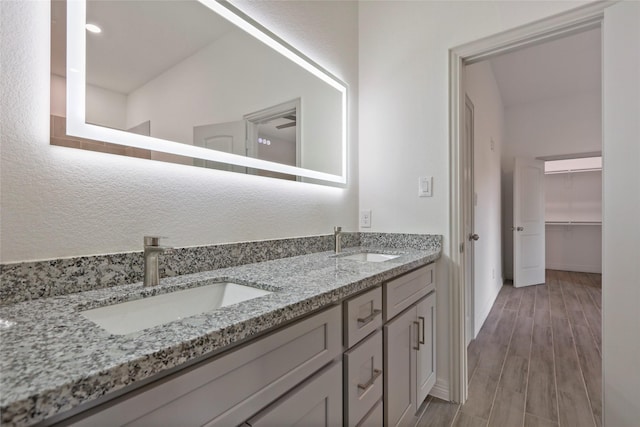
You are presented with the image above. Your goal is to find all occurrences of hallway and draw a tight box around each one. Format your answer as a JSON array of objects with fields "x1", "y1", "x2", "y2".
[{"x1": 417, "y1": 270, "x2": 602, "y2": 427}]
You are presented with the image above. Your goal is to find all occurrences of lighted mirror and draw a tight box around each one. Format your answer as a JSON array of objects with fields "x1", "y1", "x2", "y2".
[{"x1": 50, "y1": 0, "x2": 347, "y2": 184}]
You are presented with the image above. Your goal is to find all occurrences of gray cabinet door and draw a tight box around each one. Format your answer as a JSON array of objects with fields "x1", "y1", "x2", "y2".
[
  {"x1": 416, "y1": 292, "x2": 436, "y2": 407},
  {"x1": 357, "y1": 399, "x2": 382, "y2": 427},
  {"x1": 245, "y1": 361, "x2": 343, "y2": 427},
  {"x1": 383, "y1": 307, "x2": 417, "y2": 427},
  {"x1": 66, "y1": 306, "x2": 341, "y2": 427}
]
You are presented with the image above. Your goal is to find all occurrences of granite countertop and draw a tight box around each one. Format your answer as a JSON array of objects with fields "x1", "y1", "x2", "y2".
[{"x1": 0, "y1": 246, "x2": 440, "y2": 426}]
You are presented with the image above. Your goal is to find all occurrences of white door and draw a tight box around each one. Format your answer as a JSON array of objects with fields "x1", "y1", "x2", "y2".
[
  {"x1": 193, "y1": 120, "x2": 246, "y2": 172},
  {"x1": 513, "y1": 157, "x2": 546, "y2": 287},
  {"x1": 463, "y1": 96, "x2": 475, "y2": 345}
]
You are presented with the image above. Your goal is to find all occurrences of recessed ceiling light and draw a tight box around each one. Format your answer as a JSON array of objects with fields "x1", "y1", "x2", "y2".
[{"x1": 85, "y1": 23, "x2": 102, "y2": 33}]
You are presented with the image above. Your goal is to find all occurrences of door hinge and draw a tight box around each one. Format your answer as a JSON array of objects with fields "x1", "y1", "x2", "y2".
[{"x1": 459, "y1": 242, "x2": 464, "y2": 253}]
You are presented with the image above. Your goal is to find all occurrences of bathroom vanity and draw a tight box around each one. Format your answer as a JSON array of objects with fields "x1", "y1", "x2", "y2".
[
  {"x1": 0, "y1": 239, "x2": 441, "y2": 427},
  {"x1": 56, "y1": 265, "x2": 436, "y2": 427}
]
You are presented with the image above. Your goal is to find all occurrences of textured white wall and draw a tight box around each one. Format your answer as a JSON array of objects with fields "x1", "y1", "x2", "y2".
[
  {"x1": 502, "y1": 91, "x2": 601, "y2": 278},
  {"x1": 359, "y1": 0, "x2": 596, "y2": 399},
  {"x1": 465, "y1": 61, "x2": 504, "y2": 339},
  {"x1": 602, "y1": 2, "x2": 640, "y2": 425},
  {"x1": 0, "y1": 0, "x2": 358, "y2": 263}
]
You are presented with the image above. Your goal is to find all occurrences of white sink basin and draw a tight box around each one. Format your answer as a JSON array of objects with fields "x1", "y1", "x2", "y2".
[
  {"x1": 81, "y1": 282, "x2": 272, "y2": 335},
  {"x1": 341, "y1": 253, "x2": 400, "y2": 262}
]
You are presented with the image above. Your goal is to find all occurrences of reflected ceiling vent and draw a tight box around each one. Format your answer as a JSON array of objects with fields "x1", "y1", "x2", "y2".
[{"x1": 276, "y1": 115, "x2": 296, "y2": 130}]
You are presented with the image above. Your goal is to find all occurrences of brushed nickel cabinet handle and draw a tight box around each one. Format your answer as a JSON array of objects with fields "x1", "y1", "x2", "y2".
[
  {"x1": 418, "y1": 316, "x2": 425, "y2": 345},
  {"x1": 413, "y1": 321, "x2": 420, "y2": 350},
  {"x1": 357, "y1": 368, "x2": 382, "y2": 392},
  {"x1": 357, "y1": 308, "x2": 382, "y2": 326}
]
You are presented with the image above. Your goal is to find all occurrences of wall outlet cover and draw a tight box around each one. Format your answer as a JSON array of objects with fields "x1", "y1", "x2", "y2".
[{"x1": 360, "y1": 210, "x2": 372, "y2": 228}]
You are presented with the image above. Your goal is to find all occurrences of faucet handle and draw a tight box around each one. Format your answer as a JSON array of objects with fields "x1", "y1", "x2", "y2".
[
  {"x1": 334, "y1": 226, "x2": 342, "y2": 233},
  {"x1": 144, "y1": 236, "x2": 167, "y2": 246}
]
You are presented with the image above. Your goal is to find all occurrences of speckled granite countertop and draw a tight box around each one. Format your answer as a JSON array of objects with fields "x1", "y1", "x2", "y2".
[{"x1": 0, "y1": 246, "x2": 440, "y2": 426}]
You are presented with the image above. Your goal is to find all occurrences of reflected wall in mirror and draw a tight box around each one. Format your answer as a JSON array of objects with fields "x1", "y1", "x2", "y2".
[{"x1": 50, "y1": 0, "x2": 347, "y2": 184}]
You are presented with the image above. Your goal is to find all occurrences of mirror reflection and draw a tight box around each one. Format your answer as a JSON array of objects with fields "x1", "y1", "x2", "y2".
[{"x1": 50, "y1": 0, "x2": 346, "y2": 183}]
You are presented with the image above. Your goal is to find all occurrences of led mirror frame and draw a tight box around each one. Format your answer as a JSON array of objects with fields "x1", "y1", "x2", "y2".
[{"x1": 66, "y1": 0, "x2": 347, "y2": 184}]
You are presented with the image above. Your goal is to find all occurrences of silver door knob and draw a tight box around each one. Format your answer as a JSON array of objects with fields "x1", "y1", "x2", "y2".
[{"x1": 469, "y1": 233, "x2": 479, "y2": 241}]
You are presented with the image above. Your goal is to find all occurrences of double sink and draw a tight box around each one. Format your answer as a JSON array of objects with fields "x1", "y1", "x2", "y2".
[{"x1": 81, "y1": 251, "x2": 401, "y2": 335}]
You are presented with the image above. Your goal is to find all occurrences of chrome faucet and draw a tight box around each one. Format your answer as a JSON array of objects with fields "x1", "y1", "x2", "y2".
[
  {"x1": 334, "y1": 226, "x2": 342, "y2": 254},
  {"x1": 143, "y1": 236, "x2": 173, "y2": 287}
]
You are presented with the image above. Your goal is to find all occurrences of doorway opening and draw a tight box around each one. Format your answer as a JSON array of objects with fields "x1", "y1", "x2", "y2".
[
  {"x1": 448, "y1": 2, "x2": 607, "y2": 409},
  {"x1": 244, "y1": 98, "x2": 301, "y2": 181},
  {"x1": 462, "y1": 29, "x2": 603, "y2": 423}
]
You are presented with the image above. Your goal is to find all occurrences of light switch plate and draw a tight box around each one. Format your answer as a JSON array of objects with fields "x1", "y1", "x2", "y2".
[
  {"x1": 419, "y1": 176, "x2": 433, "y2": 197},
  {"x1": 360, "y1": 210, "x2": 372, "y2": 228}
]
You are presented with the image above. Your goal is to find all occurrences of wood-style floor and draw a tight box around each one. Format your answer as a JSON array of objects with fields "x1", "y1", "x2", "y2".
[{"x1": 417, "y1": 270, "x2": 602, "y2": 427}]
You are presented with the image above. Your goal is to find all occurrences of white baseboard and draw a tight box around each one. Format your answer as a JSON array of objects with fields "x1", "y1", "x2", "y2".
[
  {"x1": 546, "y1": 263, "x2": 602, "y2": 274},
  {"x1": 474, "y1": 301, "x2": 491, "y2": 339},
  {"x1": 429, "y1": 379, "x2": 450, "y2": 401},
  {"x1": 474, "y1": 279, "x2": 502, "y2": 337}
]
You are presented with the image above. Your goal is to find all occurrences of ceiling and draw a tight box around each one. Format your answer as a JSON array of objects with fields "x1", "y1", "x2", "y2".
[
  {"x1": 52, "y1": 2, "x2": 601, "y2": 108},
  {"x1": 51, "y1": 0, "x2": 235, "y2": 94},
  {"x1": 489, "y1": 27, "x2": 601, "y2": 108}
]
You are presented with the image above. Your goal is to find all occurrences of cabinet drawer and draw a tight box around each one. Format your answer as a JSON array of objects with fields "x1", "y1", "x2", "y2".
[
  {"x1": 66, "y1": 305, "x2": 342, "y2": 427},
  {"x1": 344, "y1": 330, "x2": 383, "y2": 427},
  {"x1": 244, "y1": 361, "x2": 342, "y2": 427},
  {"x1": 344, "y1": 286, "x2": 382, "y2": 348},
  {"x1": 357, "y1": 399, "x2": 382, "y2": 427},
  {"x1": 384, "y1": 264, "x2": 435, "y2": 321}
]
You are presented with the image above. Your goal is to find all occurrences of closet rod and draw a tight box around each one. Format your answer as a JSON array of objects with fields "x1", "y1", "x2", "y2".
[
  {"x1": 545, "y1": 221, "x2": 602, "y2": 225},
  {"x1": 545, "y1": 168, "x2": 602, "y2": 175}
]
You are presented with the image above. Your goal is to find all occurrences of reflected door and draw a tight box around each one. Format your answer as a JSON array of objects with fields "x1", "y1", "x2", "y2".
[
  {"x1": 513, "y1": 157, "x2": 546, "y2": 287},
  {"x1": 193, "y1": 120, "x2": 246, "y2": 172}
]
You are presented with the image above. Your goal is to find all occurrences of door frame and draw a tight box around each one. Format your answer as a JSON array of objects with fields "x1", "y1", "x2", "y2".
[{"x1": 448, "y1": 2, "x2": 608, "y2": 404}]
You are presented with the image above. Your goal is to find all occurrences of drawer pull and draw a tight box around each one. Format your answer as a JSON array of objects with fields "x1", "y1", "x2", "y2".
[
  {"x1": 357, "y1": 368, "x2": 382, "y2": 392},
  {"x1": 357, "y1": 309, "x2": 382, "y2": 326},
  {"x1": 418, "y1": 316, "x2": 425, "y2": 345},
  {"x1": 413, "y1": 321, "x2": 420, "y2": 350}
]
